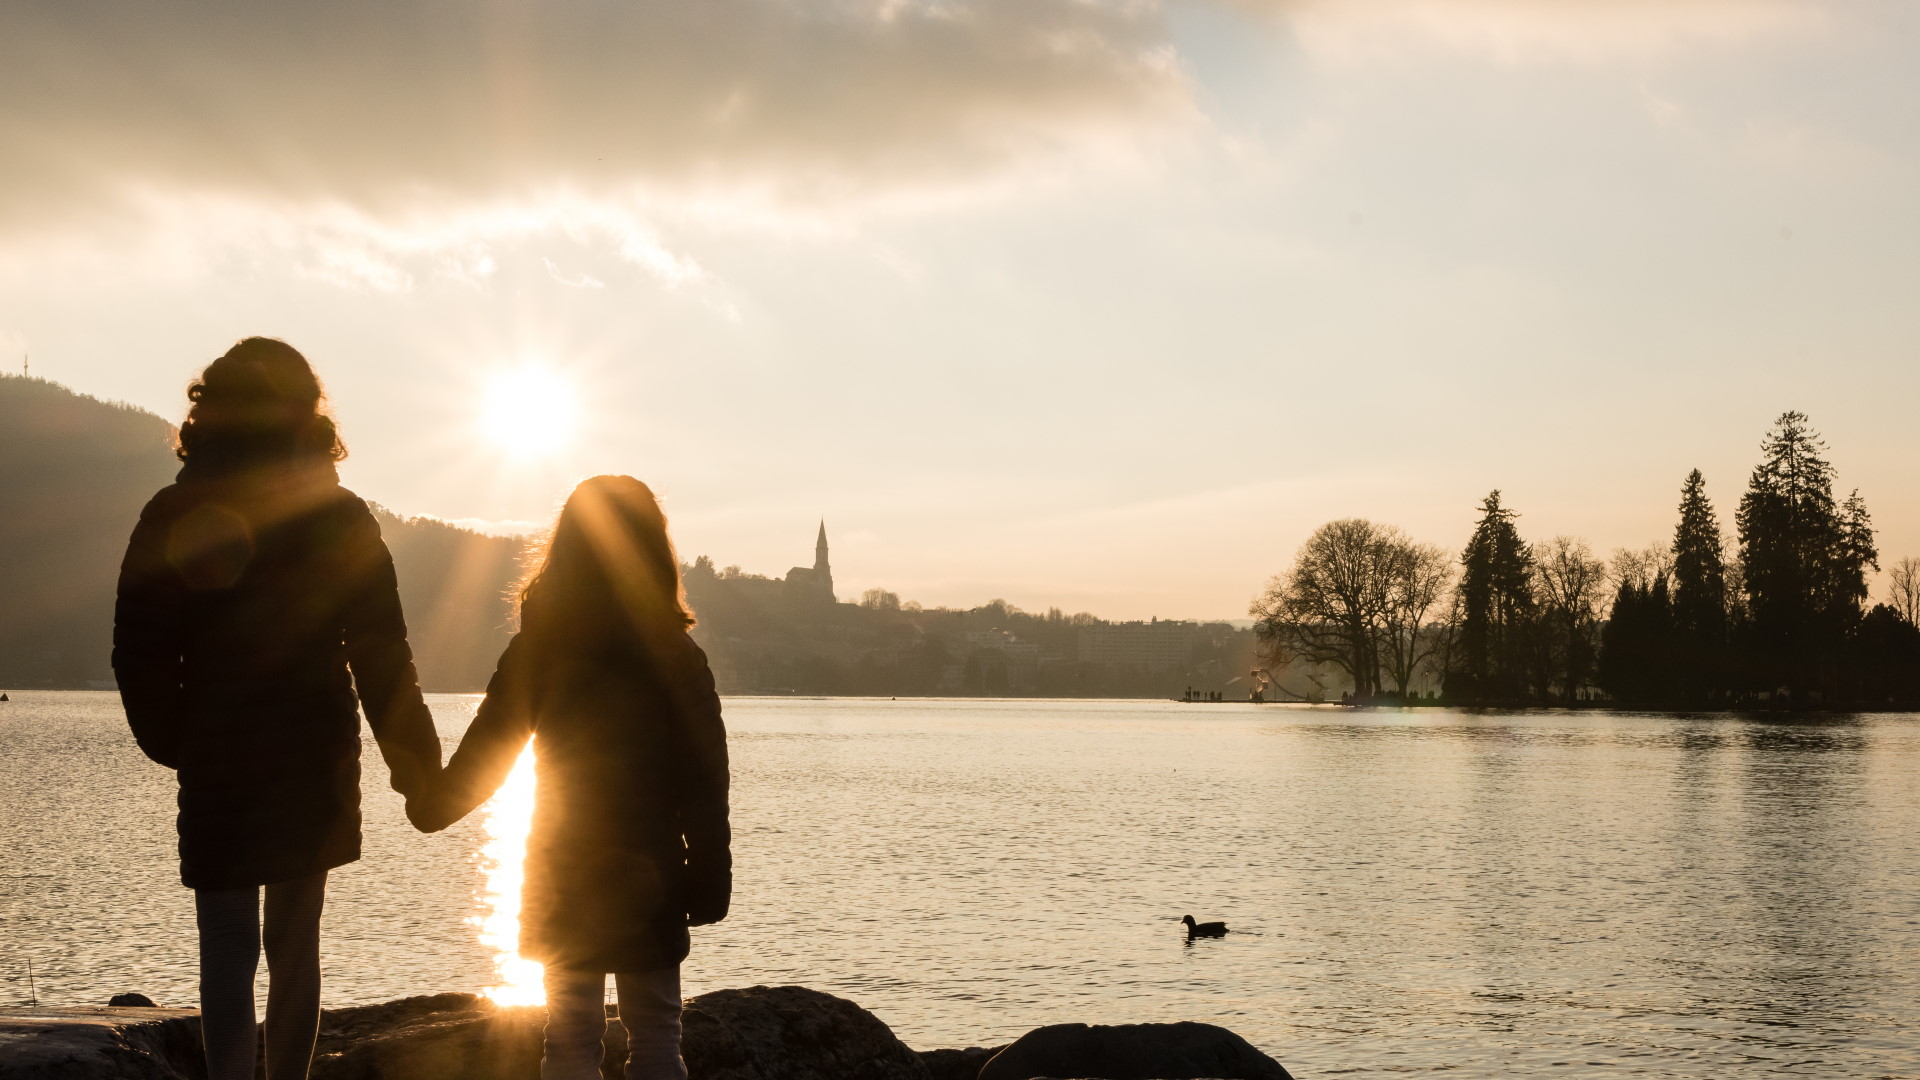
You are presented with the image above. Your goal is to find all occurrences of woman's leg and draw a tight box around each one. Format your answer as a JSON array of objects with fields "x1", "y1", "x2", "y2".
[
  {"x1": 542, "y1": 966, "x2": 609, "y2": 1080},
  {"x1": 261, "y1": 871, "x2": 327, "y2": 1080},
  {"x1": 613, "y1": 967, "x2": 686, "y2": 1080},
  {"x1": 194, "y1": 886, "x2": 262, "y2": 1080}
]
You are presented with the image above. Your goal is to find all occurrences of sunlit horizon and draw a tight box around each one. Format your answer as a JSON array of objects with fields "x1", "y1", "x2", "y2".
[{"x1": 4, "y1": 0, "x2": 1918, "y2": 620}]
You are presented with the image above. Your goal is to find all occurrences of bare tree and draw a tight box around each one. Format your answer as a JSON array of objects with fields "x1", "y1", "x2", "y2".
[
  {"x1": 1609, "y1": 543, "x2": 1673, "y2": 590},
  {"x1": 860, "y1": 588, "x2": 901, "y2": 611},
  {"x1": 1889, "y1": 556, "x2": 1920, "y2": 626},
  {"x1": 1251, "y1": 519, "x2": 1390, "y2": 699},
  {"x1": 1379, "y1": 540, "x2": 1452, "y2": 697},
  {"x1": 1252, "y1": 519, "x2": 1449, "y2": 700},
  {"x1": 1535, "y1": 536, "x2": 1608, "y2": 702}
]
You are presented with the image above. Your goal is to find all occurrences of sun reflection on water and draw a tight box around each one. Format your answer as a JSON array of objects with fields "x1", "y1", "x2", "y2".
[{"x1": 472, "y1": 745, "x2": 544, "y2": 1005}]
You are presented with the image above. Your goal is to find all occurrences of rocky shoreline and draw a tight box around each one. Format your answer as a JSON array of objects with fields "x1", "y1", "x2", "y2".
[{"x1": 0, "y1": 985, "x2": 1293, "y2": 1080}]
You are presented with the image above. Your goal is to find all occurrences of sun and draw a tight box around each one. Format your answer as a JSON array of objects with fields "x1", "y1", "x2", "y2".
[{"x1": 479, "y1": 366, "x2": 580, "y2": 458}]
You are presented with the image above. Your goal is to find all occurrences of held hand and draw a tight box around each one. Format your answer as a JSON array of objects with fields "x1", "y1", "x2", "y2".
[{"x1": 405, "y1": 790, "x2": 460, "y2": 834}]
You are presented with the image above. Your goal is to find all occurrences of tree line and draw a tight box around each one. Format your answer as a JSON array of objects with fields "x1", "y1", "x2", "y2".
[{"x1": 1252, "y1": 411, "x2": 1920, "y2": 708}]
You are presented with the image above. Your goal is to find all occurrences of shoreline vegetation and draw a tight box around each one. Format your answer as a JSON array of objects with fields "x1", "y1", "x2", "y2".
[
  {"x1": 3, "y1": 377, "x2": 1914, "y2": 711},
  {"x1": 1253, "y1": 411, "x2": 1920, "y2": 713}
]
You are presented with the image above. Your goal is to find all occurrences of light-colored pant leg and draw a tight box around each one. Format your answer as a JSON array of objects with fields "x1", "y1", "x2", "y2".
[
  {"x1": 614, "y1": 967, "x2": 686, "y2": 1080},
  {"x1": 195, "y1": 886, "x2": 262, "y2": 1080},
  {"x1": 542, "y1": 967, "x2": 609, "y2": 1080},
  {"x1": 261, "y1": 871, "x2": 327, "y2": 1080}
]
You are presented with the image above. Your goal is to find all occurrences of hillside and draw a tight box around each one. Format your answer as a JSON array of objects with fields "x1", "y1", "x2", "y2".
[
  {"x1": 0, "y1": 375, "x2": 521, "y2": 690},
  {"x1": 0, "y1": 375, "x2": 1264, "y2": 698}
]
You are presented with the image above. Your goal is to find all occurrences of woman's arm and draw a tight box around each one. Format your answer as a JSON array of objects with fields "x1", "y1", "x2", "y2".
[
  {"x1": 426, "y1": 632, "x2": 536, "y2": 830},
  {"x1": 340, "y1": 502, "x2": 442, "y2": 802},
  {"x1": 112, "y1": 493, "x2": 187, "y2": 768},
  {"x1": 672, "y1": 639, "x2": 732, "y2": 926}
]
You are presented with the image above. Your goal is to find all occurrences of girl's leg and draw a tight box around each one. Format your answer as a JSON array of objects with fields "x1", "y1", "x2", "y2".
[
  {"x1": 613, "y1": 967, "x2": 687, "y2": 1080},
  {"x1": 194, "y1": 886, "x2": 262, "y2": 1080},
  {"x1": 261, "y1": 871, "x2": 327, "y2": 1080},
  {"x1": 542, "y1": 966, "x2": 609, "y2": 1080}
]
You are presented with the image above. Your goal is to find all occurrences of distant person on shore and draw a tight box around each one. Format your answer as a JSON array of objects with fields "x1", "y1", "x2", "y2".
[
  {"x1": 113, "y1": 337, "x2": 442, "y2": 1080},
  {"x1": 411, "y1": 475, "x2": 731, "y2": 1080}
]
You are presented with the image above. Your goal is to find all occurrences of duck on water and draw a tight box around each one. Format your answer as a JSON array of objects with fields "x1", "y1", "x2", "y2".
[{"x1": 1183, "y1": 915, "x2": 1227, "y2": 939}]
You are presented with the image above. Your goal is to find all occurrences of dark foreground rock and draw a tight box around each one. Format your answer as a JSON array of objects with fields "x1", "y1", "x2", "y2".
[
  {"x1": 681, "y1": 985, "x2": 931, "y2": 1080},
  {"x1": 0, "y1": 1006, "x2": 201, "y2": 1080},
  {"x1": 309, "y1": 993, "x2": 541, "y2": 1080},
  {"x1": 977, "y1": 1022, "x2": 1293, "y2": 1080},
  {"x1": 1, "y1": 991, "x2": 1291, "y2": 1080},
  {"x1": 918, "y1": 1044, "x2": 1006, "y2": 1080}
]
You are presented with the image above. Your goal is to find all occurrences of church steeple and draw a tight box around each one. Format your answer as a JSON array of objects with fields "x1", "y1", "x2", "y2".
[{"x1": 814, "y1": 520, "x2": 832, "y2": 597}]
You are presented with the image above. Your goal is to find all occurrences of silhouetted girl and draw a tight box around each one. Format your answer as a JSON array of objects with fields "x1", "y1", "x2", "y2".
[
  {"x1": 420, "y1": 475, "x2": 731, "y2": 1080},
  {"x1": 114, "y1": 337, "x2": 441, "y2": 1080}
]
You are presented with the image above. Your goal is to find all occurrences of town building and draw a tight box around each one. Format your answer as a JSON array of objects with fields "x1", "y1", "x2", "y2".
[{"x1": 1077, "y1": 619, "x2": 1198, "y2": 672}]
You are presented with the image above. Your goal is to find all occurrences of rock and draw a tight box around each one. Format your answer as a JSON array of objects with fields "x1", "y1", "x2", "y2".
[
  {"x1": 104, "y1": 995, "x2": 157, "y2": 1009},
  {"x1": 681, "y1": 985, "x2": 932, "y2": 1080},
  {"x1": 919, "y1": 1045, "x2": 1006, "y2": 1080},
  {"x1": 0, "y1": 1005, "x2": 202, "y2": 1079},
  {"x1": 976, "y1": 1023, "x2": 1291, "y2": 1080},
  {"x1": 313, "y1": 984, "x2": 932, "y2": 1080},
  {"x1": 309, "y1": 994, "x2": 543, "y2": 1080}
]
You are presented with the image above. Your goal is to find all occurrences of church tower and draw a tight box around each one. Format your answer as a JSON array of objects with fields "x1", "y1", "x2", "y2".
[{"x1": 814, "y1": 520, "x2": 833, "y2": 599}]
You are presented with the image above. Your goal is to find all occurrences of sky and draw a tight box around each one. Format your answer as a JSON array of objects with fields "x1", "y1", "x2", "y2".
[{"x1": 4, "y1": 0, "x2": 1916, "y2": 620}]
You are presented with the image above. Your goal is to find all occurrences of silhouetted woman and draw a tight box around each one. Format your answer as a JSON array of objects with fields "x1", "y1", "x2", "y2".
[
  {"x1": 113, "y1": 337, "x2": 441, "y2": 1080},
  {"x1": 417, "y1": 476, "x2": 730, "y2": 1080}
]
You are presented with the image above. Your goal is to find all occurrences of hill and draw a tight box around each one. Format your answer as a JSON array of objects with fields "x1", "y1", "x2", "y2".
[
  {"x1": 0, "y1": 375, "x2": 520, "y2": 690},
  {"x1": 0, "y1": 375, "x2": 1264, "y2": 698}
]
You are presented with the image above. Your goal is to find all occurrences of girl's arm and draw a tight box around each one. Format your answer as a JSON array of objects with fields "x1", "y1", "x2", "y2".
[
  {"x1": 340, "y1": 501, "x2": 442, "y2": 801},
  {"x1": 673, "y1": 639, "x2": 732, "y2": 925},
  {"x1": 425, "y1": 632, "x2": 536, "y2": 831},
  {"x1": 112, "y1": 493, "x2": 187, "y2": 768}
]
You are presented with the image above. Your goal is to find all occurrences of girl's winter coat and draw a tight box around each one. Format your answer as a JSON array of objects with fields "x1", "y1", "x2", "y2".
[
  {"x1": 112, "y1": 467, "x2": 442, "y2": 890},
  {"x1": 438, "y1": 617, "x2": 731, "y2": 972}
]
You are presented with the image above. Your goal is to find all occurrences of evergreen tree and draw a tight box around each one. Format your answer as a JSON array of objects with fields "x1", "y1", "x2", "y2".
[
  {"x1": 1450, "y1": 491, "x2": 1536, "y2": 703},
  {"x1": 1852, "y1": 604, "x2": 1920, "y2": 703},
  {"x1": 1669, "y1": 469, "x2": 1728, "y2": 704},
  {"x1": 1645, "y1": 574, "x2": 1676, "y2": 701},
  {"x1": 1597, "y1": 574, "x2": 1675, "y2": 704},
  {"x1": 1597, "y1": 579, "x2": 1640, "y2": 701},
  {"x1": 1735, "y1": 412, "x2": 1874, "y2": 701}
]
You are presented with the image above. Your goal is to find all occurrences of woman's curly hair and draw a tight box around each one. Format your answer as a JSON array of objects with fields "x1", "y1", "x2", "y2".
[{"x1": 175, "y1": 337, "x2": 345, "y2": 474}]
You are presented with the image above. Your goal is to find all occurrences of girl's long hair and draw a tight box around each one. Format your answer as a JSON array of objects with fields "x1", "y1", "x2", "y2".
[
  {"x1": 175, "y1": 337, "x2": 346, "y2": 477},
  {"x1": 518, "y1": 476, "x2": 696, "y2": 641}
]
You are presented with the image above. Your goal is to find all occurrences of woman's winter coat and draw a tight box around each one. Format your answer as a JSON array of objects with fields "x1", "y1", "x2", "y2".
[
  {"x1": 113, "y1": 467, "x2": 441, "y2": 890},
  {"x1": 438, "y1": 617, "x2": 731, "y2": 972}
]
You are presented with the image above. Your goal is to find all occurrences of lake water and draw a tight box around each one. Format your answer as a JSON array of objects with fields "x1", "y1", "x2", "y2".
[{"x1": 2, "y1": 693, "x2": 1917, "y2": 1077}]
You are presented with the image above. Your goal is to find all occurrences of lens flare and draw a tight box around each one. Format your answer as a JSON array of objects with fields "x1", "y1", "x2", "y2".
[{"x1": 472, "y1": 745, "x2": 544, "y2": 1005}]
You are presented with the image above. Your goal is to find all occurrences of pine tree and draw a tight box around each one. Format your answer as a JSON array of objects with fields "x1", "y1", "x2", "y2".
[
  {"x1": 1669, "y1": 469, "x2": 1727, "y2": 704},
  {"x1": 1598, "y1": 573, "x2": 1675, "y2": 704},
  {"x1": 1736, "y1": 412, "x2": 1873, "y2": 701},
  {"x1": 1597, "y1": 579, "x2": 1642, "y2": 703},
  {"x1": 1450, "y1": 491, "x2": 1536, "y2": 703},
  {"x1": 1645, "y1": 574, "x2": 1676, "y2": 702}
]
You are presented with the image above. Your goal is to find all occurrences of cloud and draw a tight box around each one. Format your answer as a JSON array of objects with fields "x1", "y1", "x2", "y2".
[
  {"x1": 0, "y1": 0, "x2": 1191, "y2": 244},
  {"x1": 1233, "y1": 0, "x2": 1825, "y2": 62}
]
